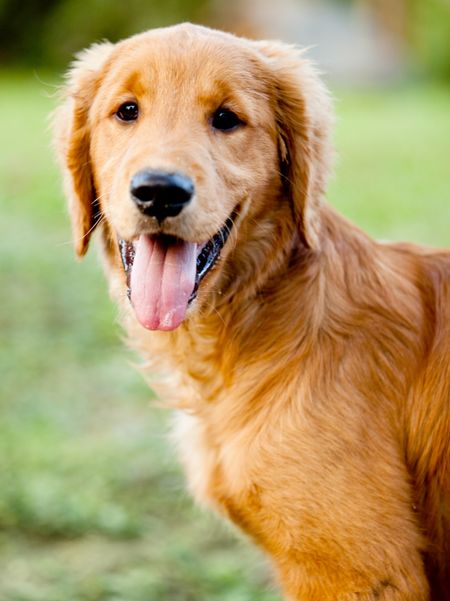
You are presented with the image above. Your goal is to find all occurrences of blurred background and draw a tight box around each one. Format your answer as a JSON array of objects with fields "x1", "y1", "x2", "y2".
[{"x1": 0, "y1": 1, "x2": 449, "y2": 599}]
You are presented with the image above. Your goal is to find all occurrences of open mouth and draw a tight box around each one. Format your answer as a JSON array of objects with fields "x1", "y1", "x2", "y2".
[{"x1": 118, "y1": 210, "x2": 236, "y2": 331}]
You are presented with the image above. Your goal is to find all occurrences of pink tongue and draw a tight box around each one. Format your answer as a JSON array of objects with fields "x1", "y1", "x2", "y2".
[{"x1": 130, "y1": 235, "x2": 197, "y2": 331}]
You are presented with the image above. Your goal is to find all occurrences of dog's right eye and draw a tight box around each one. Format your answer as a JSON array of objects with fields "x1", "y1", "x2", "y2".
[
  {"x1": 211, "y1": 108, "x2": 243, "y2": 132},
  {"x1": 116, "y1": 102, "x2": 139, "y2": 122}
]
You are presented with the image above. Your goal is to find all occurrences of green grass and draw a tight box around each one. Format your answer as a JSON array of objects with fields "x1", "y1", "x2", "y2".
[
  {"x1": 0, "y1": 70, "x2": 449, "y2": 600},
  {"x1": 328, "y1": 85, "x2": 450, "y2": 245}
]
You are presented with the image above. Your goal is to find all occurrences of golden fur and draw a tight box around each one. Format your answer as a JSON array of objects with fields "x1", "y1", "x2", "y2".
[{"x1": 53, "y1": 24, "x2": 450, "y2": 600}]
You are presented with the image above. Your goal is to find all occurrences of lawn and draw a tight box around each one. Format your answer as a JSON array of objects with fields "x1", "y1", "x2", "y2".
[{"x1": 0, "y1": 71, "x2": 449, "y2": 601}]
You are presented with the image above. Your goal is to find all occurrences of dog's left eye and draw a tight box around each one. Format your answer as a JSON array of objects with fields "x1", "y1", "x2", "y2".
[
  {"x1": 116, "y1": 102, "x2": 139, "y2": 122},
  {"x1": 211, "y1": 108, "x2": 243, "y2": 132}
]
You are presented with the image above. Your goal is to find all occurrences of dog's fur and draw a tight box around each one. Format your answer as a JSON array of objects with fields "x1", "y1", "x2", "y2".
[{"x1": 53, "y1": 24, "x2": 450, "y2": 600}]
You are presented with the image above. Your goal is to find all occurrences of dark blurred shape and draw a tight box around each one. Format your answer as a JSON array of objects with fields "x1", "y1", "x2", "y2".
[
  {"x1": 0, "y1": 0, "x2": 448, "y2": 79},
  {"x1": 0, "y1": 0, "x2": 212, "y2": 68},
  {"x1": 0, "y1": 0, "x2": 61, "y2": 64}
]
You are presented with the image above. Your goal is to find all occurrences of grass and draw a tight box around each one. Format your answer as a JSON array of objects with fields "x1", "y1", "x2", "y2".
[{"x1": 0, "y1": 70, "x2": 449, "y2": 600}]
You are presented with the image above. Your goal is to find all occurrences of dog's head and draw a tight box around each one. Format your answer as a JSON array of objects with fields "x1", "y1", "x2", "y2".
[{"x1": 54, "y1": 23, "x2": 332, "y2": 331}]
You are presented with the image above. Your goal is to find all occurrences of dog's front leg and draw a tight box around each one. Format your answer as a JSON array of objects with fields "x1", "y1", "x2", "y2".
[{"x1": 276, "y1": 557, "x2": 430, "y2": 601}]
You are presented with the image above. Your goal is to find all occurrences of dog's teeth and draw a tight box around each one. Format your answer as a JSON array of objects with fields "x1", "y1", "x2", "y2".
[
  {"x1": 193, "y1": 210, "x2": 237, "y2": 289},
  {"x1": 119, "y1": 239, "x2": 135, "y2": 274}
]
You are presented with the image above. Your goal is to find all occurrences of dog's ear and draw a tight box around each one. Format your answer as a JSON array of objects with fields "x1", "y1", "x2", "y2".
[
  {"x1": 53, "y1": 42, "x2": 113, "y2": 257},
  {"x1": 254, "y1": 41, "x2": 333, "y2": 250}
]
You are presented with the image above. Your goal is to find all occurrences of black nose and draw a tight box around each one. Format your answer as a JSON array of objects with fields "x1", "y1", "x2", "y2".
[{"x1": 130, "y1": 170, "x2": 194, "y2": 221}]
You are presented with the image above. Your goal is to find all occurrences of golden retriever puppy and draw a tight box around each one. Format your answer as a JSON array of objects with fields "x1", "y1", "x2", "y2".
[{"x1": 53, "y1": 23, "x2": 449, "y2": 600}]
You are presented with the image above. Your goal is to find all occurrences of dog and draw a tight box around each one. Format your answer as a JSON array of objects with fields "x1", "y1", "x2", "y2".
[{"x1": 53, "y1": 23, "x2": 450, "y2": 600}]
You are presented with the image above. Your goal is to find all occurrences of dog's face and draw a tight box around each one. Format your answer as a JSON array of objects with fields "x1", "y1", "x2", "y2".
[{"x1": 54, "y1": 24, "x2": 332, "y2": 331}]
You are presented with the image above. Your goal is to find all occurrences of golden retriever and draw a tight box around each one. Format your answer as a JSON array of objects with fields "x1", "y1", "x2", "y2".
[{"x1": 53, "y1": 23, "x2": 450, "y2": 600}]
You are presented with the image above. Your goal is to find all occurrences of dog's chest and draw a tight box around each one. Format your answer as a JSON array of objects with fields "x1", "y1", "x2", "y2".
[
  {"x1": 150, "y1": 334, "x2": 340, "y2": 538},
  {"x1": 173, "y1": 406, "x2": 259, "y2": 510},
  {"x1": 171, "y1": 381, "x2": 315, "y2": 530},
  {"x1": 171, "y1": 390, "x2": 341, "y2": 561}
]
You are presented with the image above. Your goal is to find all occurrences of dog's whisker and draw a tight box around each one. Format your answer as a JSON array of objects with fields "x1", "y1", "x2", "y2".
[
  {"x1": 277, "y1": 169, "x2": 296, "y2": 189},
  {"x1": 202, "y1": 299, "x2": 226, "y2": 326},
  {"x1": 55, "y1": 212, "x2": 107, "y2": 249}
]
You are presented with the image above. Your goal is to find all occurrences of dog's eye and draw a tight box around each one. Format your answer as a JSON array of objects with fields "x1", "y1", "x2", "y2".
[
  {"x1": 211, "y1": 108, "x2": 242, "y2": 132},
  {"x1": 116, "y1": 102, "x2": 139, "y2": 122}
]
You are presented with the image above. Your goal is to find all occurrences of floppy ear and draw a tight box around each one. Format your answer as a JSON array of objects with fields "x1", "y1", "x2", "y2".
[
  {"x1": 53, "y1": 42, "x2": 113, "y2": 257},
  {"x1": 254, "y1": 41, "x2": 333, "y2": 250}
]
